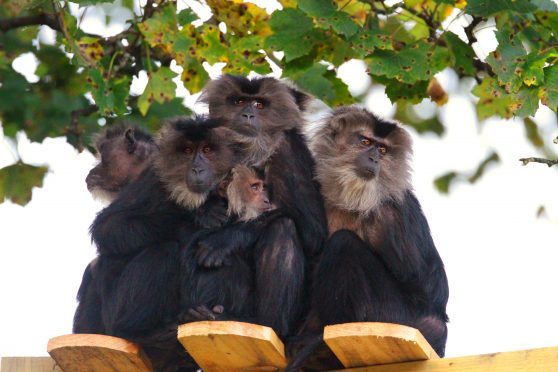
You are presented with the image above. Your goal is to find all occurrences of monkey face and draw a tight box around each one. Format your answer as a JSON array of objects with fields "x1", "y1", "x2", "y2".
[
  {"x1": 200, "y1": 75, "x2": 306, "y2": 137},
  {"x1": 243, "y1": 179, "x2": 273, "y2": 213},
  {"x1": 310, "y1": 106, "x2": 413, "y2": 212},
  {"x1": 344, "y1": 131, "x2": 389, "y2": 180},
  {"x1": 87, "y1": 126, "x2": 156, "y2": 202},
  {"x1": 155, "y1": 117, "x2": 236, "y2": 209}
]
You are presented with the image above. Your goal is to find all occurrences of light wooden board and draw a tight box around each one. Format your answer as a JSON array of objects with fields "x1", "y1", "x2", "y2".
[
  {"x1": 324, "y1": 322, "x2": 439, "y2": 368},
  {"x1": 177, "y1": 321, "x2": 287, "y2": 371},
  {"x1": 1, "y1": 357, "x2": 62, "y2": 372},
  {"x1": 343, "y1": 346, "x2": 558, "y2": 371},
  {"x1": 47, "y1": 334, "x2": 153, "y2": 372}
]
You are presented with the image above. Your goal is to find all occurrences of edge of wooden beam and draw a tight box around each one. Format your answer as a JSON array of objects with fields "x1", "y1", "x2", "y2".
[
  {"x1": 47, "y1": 334, "x2": 143, "y2": 355},
  {"x1": 177, "y1": 320, "x2": 285, "y2": 356}
]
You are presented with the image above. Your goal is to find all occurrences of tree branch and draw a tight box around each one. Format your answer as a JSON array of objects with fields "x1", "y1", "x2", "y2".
[
  {"x1": 464, "y1": 16, "x2": 483, "y2": 46},
  {"x1": 0, "y1": 13, "x2": 61, "y2": 33},
  {"x1": 519, "y1": 157, "x2": 558, "y2": 167}
]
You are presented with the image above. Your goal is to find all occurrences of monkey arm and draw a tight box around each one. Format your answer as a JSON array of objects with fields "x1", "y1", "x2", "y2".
[
  {"x1": 91, "y1": 169, "x2": 193, "y2": 256},
  {"x1": 194, "y1": 209, "x2": 285, "y2": 268},
  {"x1": 265, "y1": 130, "x2": 328, "y2": 260},
  {"x1": 376, "y1": 191, "x2": 449, "y2": 317}
]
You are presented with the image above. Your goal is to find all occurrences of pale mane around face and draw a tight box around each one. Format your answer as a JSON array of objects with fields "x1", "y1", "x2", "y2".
[{"x1": 309, "y1": 106, "x2": 413, "y2": 214}]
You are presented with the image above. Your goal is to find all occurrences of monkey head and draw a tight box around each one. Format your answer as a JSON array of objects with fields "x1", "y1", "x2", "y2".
[
  {"x1": 154, "y1": 116, "x2": 237, "y2": 209},
  {"x1": 223, "y1": 165, "x2": 274, "y2": 221},
  {"x1": 310, "y1": 106, "x2": 413, "y2": 213},
  {"x1": 200, "y1": 74, "x2": 310, "y2": 138},
  {"x1": 86, "y1": 124, "x2": 157, "y2": 202}
]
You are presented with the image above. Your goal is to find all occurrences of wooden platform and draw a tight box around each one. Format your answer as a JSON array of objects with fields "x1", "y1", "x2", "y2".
[
  {"x1": 343, "y1": 346, "x2": 558, "y2": 371},
  {"x1": 177, "y1": 321, "x2": 287, "y2": 371},
  {"x1": 0, "y1": 357, "x2": 62, "y2": 372},
  {"x1": 324, "y1": 322, "x2": 439, "y2": 368},
  {"x1": 46, "y1": 334, "x2": 153, "y2": 372}
]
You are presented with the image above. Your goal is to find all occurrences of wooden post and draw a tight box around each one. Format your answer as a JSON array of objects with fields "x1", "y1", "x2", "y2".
[
  {"x1": 177, "y1": 321, "x2": 287, "y2": 371},
  {"x1": 47, "y1": 334, "x2": 153, "y2": 372},
  {"x1": 324, "y1": 322, "x2": 439, "y2": 368}
]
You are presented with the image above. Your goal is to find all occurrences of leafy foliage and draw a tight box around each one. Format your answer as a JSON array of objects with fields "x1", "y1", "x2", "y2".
[{"x1": 1, "y1": 0, "x2": 558, "y2": 204}]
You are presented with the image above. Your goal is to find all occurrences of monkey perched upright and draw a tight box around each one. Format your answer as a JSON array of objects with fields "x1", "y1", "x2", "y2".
[
  {"x1": 86, "y1": 124, "x2": 157, "y2": 203},
  {"x1": 290, "y1": 106, "x2": 449, "y2": 369},
  {"x1": 187, "y1": 75, "x2": 328, "y2": 338}
]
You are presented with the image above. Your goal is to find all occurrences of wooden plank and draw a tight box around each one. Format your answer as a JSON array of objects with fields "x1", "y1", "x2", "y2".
[
  {"x1": 177, "y1": 321, "x2": 287, "y2": 371},
  {"x1": 1, "y1": 357, "x2": 62, "y2": 372},
  {"x1": 324, "y1": 322, "x2": 439, "y2": 368},
  {"x1": 344, "y1": 346, "x2": 558, "y2": 371},
  {"x1": 47, "y1": 334, "x2": 153, "y2": 372}
]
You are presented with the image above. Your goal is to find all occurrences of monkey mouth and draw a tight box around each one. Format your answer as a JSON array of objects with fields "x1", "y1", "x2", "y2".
[{"x1": 356, "y1": 168, "x2": 376, "y2": 180}]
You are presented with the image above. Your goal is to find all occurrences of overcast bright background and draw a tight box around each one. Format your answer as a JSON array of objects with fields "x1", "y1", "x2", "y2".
[{"x1": 1, "y1": 0, "x2": 558, "y2": 359}]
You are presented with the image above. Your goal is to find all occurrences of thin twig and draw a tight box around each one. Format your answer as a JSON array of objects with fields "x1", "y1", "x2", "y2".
[
  {"x1": 464, "y1": 15, "x2": 483, "y2": 45},
  {"x1": 519, "y1": 157, "x2": 558, "y2": 167}
]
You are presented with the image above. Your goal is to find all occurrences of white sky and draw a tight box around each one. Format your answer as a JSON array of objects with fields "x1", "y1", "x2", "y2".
[{"x1": 1, "y1": 0, "x2": 558, "y2": 360}]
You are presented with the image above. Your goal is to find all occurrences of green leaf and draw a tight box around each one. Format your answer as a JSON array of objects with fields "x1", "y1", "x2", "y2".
[
  {"x1": 138, "y1": 3, "x2": 177, "y2": 52},
  {"x1": 522, "y1": 49, "x2": 558, "y2": 87},
  {"x1": 177, "y1": 9, "x2": 197, "y2": 25},
  {"x1": 485, "y1": 26, "x2": 526, "y2": 93},
  {"x1": 466, "y1": 0, "x2": 537, "y2": 16},
  {"x1": 348, "y1": 27, "x2": 393, "y2": 59},
  {"x1": 472, "y1": 77, "x2": 516, "y2": 119},
  {"x1": 181, "y1": 59, "x2": 210, "y2": 94},
  {"x1": 523, "y1": 118, "x2": 545, "y2": 148},
  {"x1": 87, "y1": 69, "x2": 131, "y2": 116},
  {"x1": 468, "y1": 152, "x2": 500, "y2": 183},
  {"x1": 138, "y1": 67, "x2": 178, "y2": 116},
  {"x1": 379, "y1": 76, "x2": 429, "y2": 104},
  {"x1": 288, "y1": 63, "x2": 353, "y2": 105},
  {"x1": 266, "y1": 8, "x2": 321, "y2": 62},
  {"x1": 224, "y1": 36, "x2": 271, "y2": 75},
  {"x1": 197, "y1": 24, "x2": 228, "y2": 64},
  {"x1": 540, "y1": 65, "x2": 558, "y2": 111},
  {"x1": 443, "y1": 32, "x2": 475, "y2": 76},
  {"x1": 124, "y1": 98, "x2": 192, "y2": 133},
  {"x1": 0, "y1": 162, "x2": 48, "y2": 206},
  {"x1": 298, "y1": 0, "x2": 359, "y2": 37},
  {"x1": 368, "y1": 40, "x2": 450, "y2": 84},
  {"x1": 530, "y1": 0, "x2": 558, "y2": 11},
  {"x1": 513, "y1": 87, "x2": 540, "y2": 117},
  {"x1": 434, "y1": 171, "x2": 458, "y2": 194}
]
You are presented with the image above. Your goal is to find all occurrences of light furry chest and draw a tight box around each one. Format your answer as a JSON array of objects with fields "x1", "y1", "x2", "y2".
[{"x1": 326, "y1": 205, "x2": 383, "y2": 248}]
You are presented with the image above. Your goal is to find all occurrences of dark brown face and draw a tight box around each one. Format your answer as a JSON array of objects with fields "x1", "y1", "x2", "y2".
[
  {"x1": 86, "y1": 128, "x2": 156, "y2": 200},
  {"x1": 200, "y1": 75, "x2": 306, "y2": 138},
  {"x1": 346, "y1": 130, "x2": 389, "y2": 180},
  {"x1": 156, "y1": 121, "x2": 236, "y2": 199}
]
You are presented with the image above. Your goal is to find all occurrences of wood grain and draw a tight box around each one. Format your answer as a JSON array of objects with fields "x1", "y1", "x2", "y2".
[
  {"x1": 47, "y1": 334, "x2": 153, "y2": 372},
  {"x1": 177, "y1": 321, "x2": 287, "y2": 371},
  {"x1": 1, "y1": 357, "x2": 62, "y2": 372},
  {"x1": 324, "y1": 322, "x2": 439, "y2": 368},
  {"x1": 343, "y1": 346, "x2": 558, "y2": 371}
]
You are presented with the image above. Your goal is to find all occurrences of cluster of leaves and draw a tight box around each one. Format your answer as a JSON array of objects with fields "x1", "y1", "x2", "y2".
[{"x1": 1, "y1": 0, "x2": 558, "y2": 204}]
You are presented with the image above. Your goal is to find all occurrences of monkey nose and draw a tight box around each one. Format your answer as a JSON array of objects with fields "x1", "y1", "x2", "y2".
[{"x1": 242, "y1": 113, "x2": 255, "y2": 119}]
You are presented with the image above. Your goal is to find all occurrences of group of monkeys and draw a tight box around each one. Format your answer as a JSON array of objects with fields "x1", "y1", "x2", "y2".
[{"x1": 74, "y1": 75, "x2": 449, "y2": 371}]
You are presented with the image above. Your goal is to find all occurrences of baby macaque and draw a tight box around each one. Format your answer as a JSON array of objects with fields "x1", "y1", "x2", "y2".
[{"x1": 221, "y1": 165, "x2": 275, "y2": 221}]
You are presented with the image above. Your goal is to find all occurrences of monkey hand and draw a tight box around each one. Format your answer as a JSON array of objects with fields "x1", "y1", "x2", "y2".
[
  {"x1": 194, "y1": 198, "x2": 230, "y2": 229},
  {"x1": 195, "y1": 235, "x2": 236, "y2": 268},
  {"x1": 179, "y1": 305, "x2": 227, "y2": 322}
]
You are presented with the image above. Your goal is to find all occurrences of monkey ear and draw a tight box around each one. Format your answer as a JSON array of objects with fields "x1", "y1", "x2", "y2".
[
  {"x1": 125, "y1": 127, "x2": 137, "y2": 154},
  {"x1": 329, "y1": 114, "x2": 347, "y2": 132},
  {"x1": 288, "y1": 86, "x2": 312, "y2": 112}
]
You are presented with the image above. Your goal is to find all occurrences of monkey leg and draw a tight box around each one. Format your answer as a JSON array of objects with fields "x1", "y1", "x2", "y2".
[
  {"x1": 179, "y1": 248, "x2": 254, "y2": 322},
  {"x1": 253, "y1": 217, "x2": 306, "y2": 338},
  {"x1": 313, "y1": 229, "x2": 412, "y2": 326},
  {"x1": 73, "y1": 260, "x2": 104, "y2": 334},
  {"x1": 106, "y1": 242, "x2": 181, "y2": 339}
]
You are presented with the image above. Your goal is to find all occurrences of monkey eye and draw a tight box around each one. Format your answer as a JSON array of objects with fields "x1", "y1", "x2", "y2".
[
  {"x1": 378, "y1": 146, "x2": 388, "y2": 155},
  {"x1": 234, "y1": 98, "x2": 245, "y2": 105},
  {"x1": 253, "y1": 100, "x2": 264, "y2": 109},
  {"x1": 360, "y1": 138, "x2": 372, "y2": 146},
  {"x1": 202, "y1": 146, "x2": 212, "y2": 154},
  {"x1": 184, "y1": 147, "x2": 193, "y2": 154},
  {"x1": 250, "y1": 183, "x2": 260, "y2": 190}
]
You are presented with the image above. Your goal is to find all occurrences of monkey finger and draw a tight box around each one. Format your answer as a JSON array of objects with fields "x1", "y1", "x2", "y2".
[{"x1": 212, "y1": 305, "x2": 224, "y2": 314}]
